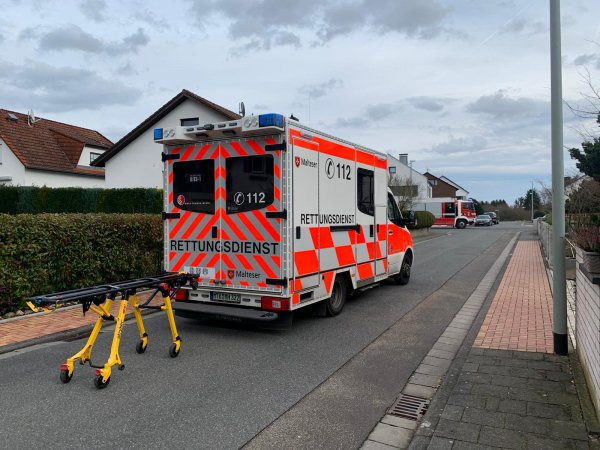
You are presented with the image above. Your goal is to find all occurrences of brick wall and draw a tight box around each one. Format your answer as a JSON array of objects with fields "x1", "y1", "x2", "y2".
[{"x1": 575, "y1": 248, "x2": 600, "y2": 416}]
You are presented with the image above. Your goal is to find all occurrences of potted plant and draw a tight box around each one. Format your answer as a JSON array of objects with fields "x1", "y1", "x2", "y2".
[{"x1": 571, "y1": 225, "x2": 600, "y2": 273}]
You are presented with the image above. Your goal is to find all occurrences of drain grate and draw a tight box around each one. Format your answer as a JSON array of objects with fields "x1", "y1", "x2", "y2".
[{"x1": 388, "y1": 394, "x2": 429, "y2": 421}]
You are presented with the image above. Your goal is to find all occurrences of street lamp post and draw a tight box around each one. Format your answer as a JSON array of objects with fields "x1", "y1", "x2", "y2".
[{"x1": 531, "y1": 181, "x2": 534, "y2": 221}]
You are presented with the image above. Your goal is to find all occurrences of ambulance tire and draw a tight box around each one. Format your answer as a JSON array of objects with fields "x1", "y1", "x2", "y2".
[
  {"x1": 395, "y1": 255, "x2": 412, "y2": 286},
  {"x1": 456, "y1": 220, "x2": 467, "y2": 229},
  {"x1": 325, "y1": 278, "x2": 347, "y2": 317}
]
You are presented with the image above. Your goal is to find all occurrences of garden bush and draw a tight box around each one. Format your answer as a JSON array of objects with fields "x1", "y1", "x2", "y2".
[
  {"x1": 0, "y1": 214, "x2": 162, "y2": 311},
  {"x1": 0, "y1": 186, "x2": 162, "y2": 214},
  {"x1": 413, "y1": 210, "x2": 435, "y2": 229}
]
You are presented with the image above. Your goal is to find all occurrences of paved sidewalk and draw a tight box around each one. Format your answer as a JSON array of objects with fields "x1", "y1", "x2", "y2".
[
  {"x1": 0, "y1": 291, "x2": 157, "y2": 352},
  {"x1": 365, "y1": 237, "x2": 600, "y2": 449}
]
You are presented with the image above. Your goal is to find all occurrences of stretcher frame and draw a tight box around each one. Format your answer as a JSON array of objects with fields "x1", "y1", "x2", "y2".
[{"x1": 27, "y1": 273, "x2": 195, "y2": 389}]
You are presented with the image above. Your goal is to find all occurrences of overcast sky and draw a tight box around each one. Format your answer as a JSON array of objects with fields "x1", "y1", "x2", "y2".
[{"x1": 1, "y1": 0, "x2": 600, "y2": 203}]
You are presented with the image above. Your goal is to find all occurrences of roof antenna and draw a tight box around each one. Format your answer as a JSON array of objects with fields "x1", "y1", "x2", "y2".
[
  {"x1": 27, "y1": 109, "x2": 41, "y2": 127},
  {"x1": 289, "y1": 113, "x2": 299, "y2": 122},
  {"x1": 239, "y1": 102, "x2": 245, "y2": 117}
]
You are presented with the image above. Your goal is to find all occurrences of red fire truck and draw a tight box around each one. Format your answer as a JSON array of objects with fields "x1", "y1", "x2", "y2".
[{"x1": 412, "y1": 198, "x2": 476, "y2": 229}]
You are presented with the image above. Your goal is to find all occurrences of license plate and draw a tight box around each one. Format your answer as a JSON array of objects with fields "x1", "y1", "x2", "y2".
[{"x1": 210, "y1": 292, "x2": 241, "y2": 303}]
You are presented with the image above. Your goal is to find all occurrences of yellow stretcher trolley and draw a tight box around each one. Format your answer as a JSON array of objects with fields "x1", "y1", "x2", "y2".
[{"x1": 27, "y1": 273, "x2": 195, "y2": 389}]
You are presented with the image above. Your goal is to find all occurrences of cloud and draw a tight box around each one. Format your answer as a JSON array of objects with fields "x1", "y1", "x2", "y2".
[
  {"x1": 466, "y1": 90, "x2": 549, "y2": 120},
  {"x1": 114, "y1": 62, "x2": 138, "y2": 76},
  {"x1": 36, "y1": 25, "x2": 149, "y2": 55},
  {"x1": 428, "y1": 136, "x2": 487, "y2": 155},
  {"x1": 132, "y1": 10, "x2": 170, "y2": 30},
  {"x1": 334, "y1": 101, "x2": 403, "y2": 127},
  {"x1": 298, "y1": 78, "x2": 343, "y2": 99},
  {"x1": 501, "y1": 17, "x2": 547, "y2": 36},
  {"x1": 573, "y1": 53, "x2": 600, "y2": 69},
  {"x1": 407, "y1": 97, "x2": 445, "y2": 112},
  {"x1": 79, "y1": 0, "x2": 107, "y2": 23},
  {"x1": 0, "y1": 59, "x2": 142, "y2": 112},
  {"x1": 187, "y1": 0, "x2": 455, "y2": 52}
]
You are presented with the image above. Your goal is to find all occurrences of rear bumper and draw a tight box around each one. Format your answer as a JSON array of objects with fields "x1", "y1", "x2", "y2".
[{"x1": 172, "y1": 301, "x2": 280, "y2": 322}]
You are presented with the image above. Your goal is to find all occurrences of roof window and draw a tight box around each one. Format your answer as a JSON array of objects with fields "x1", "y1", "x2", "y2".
[{"x1": 6, "y1": 113, "x2": 17, "y2": 121}]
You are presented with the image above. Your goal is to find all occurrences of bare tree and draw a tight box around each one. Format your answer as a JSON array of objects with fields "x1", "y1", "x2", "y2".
[{"x1": 388, "y1": 174, "x2": 418, "y2": 211}]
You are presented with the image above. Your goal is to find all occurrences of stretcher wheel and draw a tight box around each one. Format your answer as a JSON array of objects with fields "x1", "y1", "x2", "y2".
[
  {"x1": 59, "y1": 370, "x2": 72, "y2": 384},
  {"x1": 94, "y1": 375, "x2": 110, "y2": 389},
  {"x1": 169, "y1": 343, "x2": 180, "y2": 358},
  {"x1": 136, "y1": 340, "x2": 146, "y2": 354}
]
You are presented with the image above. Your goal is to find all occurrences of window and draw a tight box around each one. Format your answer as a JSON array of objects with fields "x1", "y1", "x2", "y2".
[
  {"x1": 388, "y1": 166, "x2": 396, "y2": 174},
  {"x1": 180, "y1": 118, "x2": 200, "y2": 127},
  {"x1": 357, "y1": 168, "x2": 374, "y2": 216},
  {"x1": 444, "y1": 202, "x2": 456, "y2": 215},
  {"x1": 172, "y1": 160, "x2": 215, "y2": 214},
  {"x1": 90, "y1": 152, "x2": 102, "y2": 164},
  {"x1": 226, "y1": 155, "x2": 274, "y2": 213}
]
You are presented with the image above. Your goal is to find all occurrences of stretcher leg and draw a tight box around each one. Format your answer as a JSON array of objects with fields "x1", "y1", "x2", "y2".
[
  {"x1": 161, "y1": 294, "x2": 181, "y2": 357},
  {"x1": 94, "y1": 299, "x2": 128, "y2": 389},
  {"x1": 59, "y1": 299, "x2": 113, "y2": 383},
  {"x1": 130, "y1": 294, "x2": 148, "y2": 354}
]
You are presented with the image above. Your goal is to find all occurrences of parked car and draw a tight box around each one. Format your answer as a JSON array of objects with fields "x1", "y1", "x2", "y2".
[
  {"x1": 475, "y1": 214, "x2": 493, "y2": 226},
  {"x1": 485, "y1": 211, "x2": 499, "y2": 224}
]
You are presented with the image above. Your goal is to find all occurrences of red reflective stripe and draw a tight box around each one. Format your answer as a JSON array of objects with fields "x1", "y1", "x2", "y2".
[
  {"x1": 274, "y1": 186, "x2": 281, "y2": 202},
  {"x1": 172, "y1": 252, "x2": 191, "y2": 272},
  {"x1": 209, "y1": 146, "x2": 219, "y2": 159},
  {"x1": 254, "y1": 255, "x2": 276, "y2": 278},
  {"x1": 206, "y1": 253, "x2": 219, "y2": 269},
  {"x1": 169, "y1": 211, "x2": 191, "y2": 238},
  {"x1": 246, "y1": 140, "x2": 266, "y2": 154},
  {"x1": 196, "y1": 214, "x2": 219, "y2": 239},
  {"x1": 383, "y1": 259, "x2": 388, "y2": 272},
  {"x1": 168, "y1": 251, "x2": 177, "y2": 262},
  {"x1": 236, "y1": 213, "x2": 263, "y2": 241},
  {"x1": 180, "y1": 145, "x2": 195, "y2": 161},
  {"x1": 228, "y1": 141, "x2": 248, "y2": 156},
  {"x1": 168, "y1": 170, "x2": 173, "y2": 185},
  {"x1": 216, "y1": 186, "x2": 225, "y2": 199},
  {"x1": 220, "y1": 228, "x2": 232, "y2": 240},
  {"x1": 236, "y1": 254, "x2": 254, "y2": 270},
  {"x1": 271, "y1": 255, "x2": 280, "y2": 268},
  {"x1": 239, "y1": 281, "x2": 250, "y2": 287},
  {"x1": 274, "y1": 163, "x2": 281, "y2": 180},
  {"x1": 181, "y1": 214, "x2": 204, "y2": 239},
  {"x1": 293, "y1": 279, "x2": 303, "y2": 292},
  {"x1": 168, "y1": 190, "x2": 173, "y2": 205},
  {"x1": 251, "y1": 210, "x2": 279, "y2": 241},
  {"x1": 221, "y1": 145, "x2": 230, "y2": 159},
  {"x1": 323, "y1": 271, "x2": 335, "y2": 294},
  {"x1": 292, "y1": 293, "x2": 300, "y2": 305},
  {"x1": 222, "y1": 253, "x2": 235, "y2": 269},
  {"x1": 257, "y1": 282, "x2": 267, "y2": 288},
  {"x1": 196, "y1": 143, "x2": 211, "y2": 160},
  {"x1": 191, "y1": 252, "x2": 207, "y2": 266},
  {"x1": 366, "y1": 242, "x2": 375, "y2": 260},
  {"x1": 223, "y1": 215, "x2": 249, "y2": 240},
  {"x1": 310, "y1": 227, "x2": 333, "y2": 249},
  {"x1": 215, "y1": 165, "x2": 226, "y2": 180}
]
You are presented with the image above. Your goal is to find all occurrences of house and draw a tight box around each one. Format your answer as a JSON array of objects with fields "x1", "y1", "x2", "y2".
[
  {"x1": 423, "y1": 172, "x2": 459, "y2": 198},
  {"x1": 93, "y1": 89, "x2": 241, "y2": 188},
  {"x1": 0, "y1": 109, "x2": 111, "y2": 187},
  {"x1": 387, "y1": 153, "x2": 431, "y2": 201},
  {"x1": 440, "y1": 176, "x2": 469, "y2": 199}
]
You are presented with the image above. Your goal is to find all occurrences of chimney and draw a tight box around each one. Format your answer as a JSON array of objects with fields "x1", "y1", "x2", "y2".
[{"x1": 399, "y1": 153, "x2": 408, "y2": 165}]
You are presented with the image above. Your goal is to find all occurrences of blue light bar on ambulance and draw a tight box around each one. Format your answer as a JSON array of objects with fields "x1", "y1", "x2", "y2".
[
  {"x1": 153, "y1": 128, "x2": 163, "y2": 141},
  {"x1": 258, "y1": 113, "x2": 284, "y2": 128}
]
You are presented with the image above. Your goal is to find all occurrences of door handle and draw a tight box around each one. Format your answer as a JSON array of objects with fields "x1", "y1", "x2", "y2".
[{"x1": 388, "y1": 230, "x2": 394, "y2": 235}]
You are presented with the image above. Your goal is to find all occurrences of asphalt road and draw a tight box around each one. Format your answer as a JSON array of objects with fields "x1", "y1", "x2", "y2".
[{"x1": 0, "y1": 222, "x2": 528, "y2": 449}]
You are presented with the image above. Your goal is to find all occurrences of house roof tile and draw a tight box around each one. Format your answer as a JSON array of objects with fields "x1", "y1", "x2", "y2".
[{"x1": 0, "y1": 109, "x2": 111, "y2": 176}]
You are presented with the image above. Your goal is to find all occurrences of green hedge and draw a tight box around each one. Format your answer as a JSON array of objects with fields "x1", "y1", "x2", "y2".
[
  {"x1": 413, "y1": 211, "x2": 435, "y2": 229},
  {"x1": 0, "y1": 186, "x2": 163, "y2": 214},
  {"x1": 0, "y1": 214, "x2": 162, "y2": 310}
]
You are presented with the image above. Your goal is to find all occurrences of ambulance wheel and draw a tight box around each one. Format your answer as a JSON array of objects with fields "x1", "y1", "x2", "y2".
[
  {"x1": 169, "y1": 343, "x2": 180, "y2": 358},
  {"x1": 325, "y1": 278, "x2": 347, "y2": 317},
  {"x1": 395, "y1": 255, "x2": 412, "y2": 286},
  {"x1": 94, "y1": 375, "x2": 110, "y2": 389},
  {"x1": 136, "y1": 340, "x2": 147, "y2": 354},
  {"x1": 456, "y1": 220, "x2": 467, "y2": 229},
  {"x1": 59, "y1": 369, "x2": 72, "y2": 384}
]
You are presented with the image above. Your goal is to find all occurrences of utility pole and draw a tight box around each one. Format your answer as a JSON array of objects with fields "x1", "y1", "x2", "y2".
[
  {"x1": 550, "y1": 0, "x2": 567, "y2": 355},
  {"x1": 531, "y1": 181, "x2": 534, "y2": 221}
]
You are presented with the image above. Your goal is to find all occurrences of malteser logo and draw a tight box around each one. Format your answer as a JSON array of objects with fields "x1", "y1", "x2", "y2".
[
  {"x1": 176, "y1": 194, "x2": 186, "y2": 205},
  {"x1": 227, "y1": 269, "x2": 235, "y2": 279},
  {"x1": 295, "y1": 156, "x2": 301, "y2": 168}
]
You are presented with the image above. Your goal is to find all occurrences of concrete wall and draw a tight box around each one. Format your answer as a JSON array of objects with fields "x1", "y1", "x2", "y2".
[
  {"x1": 105, "y1": 99, "x2": 232, "y2": 188},
  {"x1": 575, "y1": 248, "x2": 600, "y2": 415}
]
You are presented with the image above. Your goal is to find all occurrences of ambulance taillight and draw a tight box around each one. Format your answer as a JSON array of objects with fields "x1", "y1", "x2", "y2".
[{"x1": 260, "y1": 296, "x2": 290, "y2": 311}]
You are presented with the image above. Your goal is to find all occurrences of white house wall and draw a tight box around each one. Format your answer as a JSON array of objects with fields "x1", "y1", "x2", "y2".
[
  {"x1": 386, "y1": 154, "x2": 430, "y2": 199},
  {"x1": 0, "y1": 137, "x2": 26, "y2": 185},
  {"x1": 105, "y1": 99, "x2": 233, "y2": 188},
  {"x1": 78, "y1": 145, "x2": 106, "y2": 167}
]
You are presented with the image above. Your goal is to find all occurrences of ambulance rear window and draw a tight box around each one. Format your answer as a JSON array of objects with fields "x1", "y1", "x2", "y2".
[
  {"x1": 226, "y1": 155, "x2": 274, "y2": 213},
  {"x1": 357, "y1": 168, "x2": 374, "y2": 216},
  {"x1": 172, "y1": 160, "x2": 215, "y2": 214}
]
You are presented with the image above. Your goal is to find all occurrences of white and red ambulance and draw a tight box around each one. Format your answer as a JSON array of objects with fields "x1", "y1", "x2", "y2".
[
  {"x1": 154, "y1": 114, "x2": 413, "y2": 326},
  {"x1": 412, "y1": 198, "x2": 476, "y2": 229}
]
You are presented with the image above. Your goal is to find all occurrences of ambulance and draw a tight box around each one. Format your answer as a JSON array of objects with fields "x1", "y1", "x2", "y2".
[
  {"x1": 412, "y1": 198, "x2": 476, "y2": 229},
  {"x1": 154, "y1": 113, "x2": 413, "y2": 327}
]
